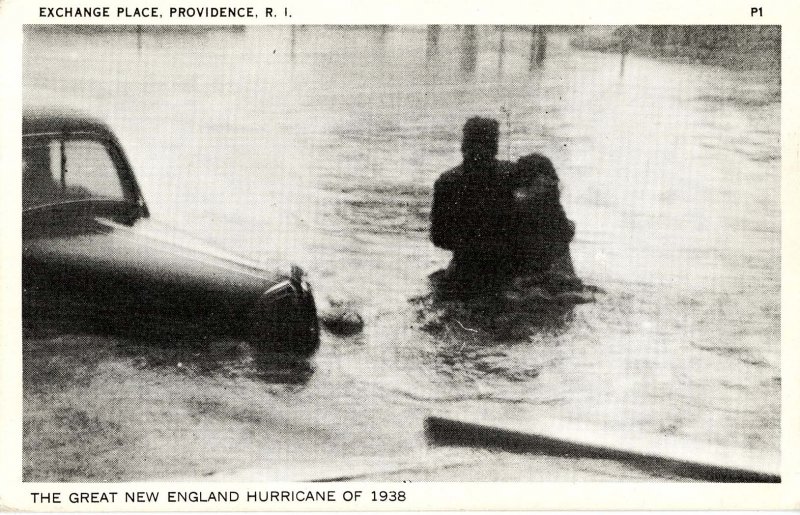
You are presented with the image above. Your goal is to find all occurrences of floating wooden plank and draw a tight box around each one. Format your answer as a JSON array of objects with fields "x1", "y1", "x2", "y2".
[{"x1": 425, "y1": 415, "x2": 780, "y2": 483}]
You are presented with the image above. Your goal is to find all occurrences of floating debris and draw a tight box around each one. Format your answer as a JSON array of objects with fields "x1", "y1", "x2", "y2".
[{"x1": 320, "y1": 298, "x2": 365, "y2": 336}]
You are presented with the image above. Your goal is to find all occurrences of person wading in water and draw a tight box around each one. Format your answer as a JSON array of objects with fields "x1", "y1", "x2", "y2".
[
  {"x1": 430, "y1": 117, "x2": 579, "y2": 297},
  {"x1": 509, "y1": 153, "x2": 581, "y2": 293},
  {"x1": 430, "y1": 117, "x2": 515, "y2": 294}
]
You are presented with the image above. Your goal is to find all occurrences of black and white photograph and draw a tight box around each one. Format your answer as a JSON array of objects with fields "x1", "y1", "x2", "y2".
[{"x1": 2, "y1": 0, "x2": 798, "y2": 509}]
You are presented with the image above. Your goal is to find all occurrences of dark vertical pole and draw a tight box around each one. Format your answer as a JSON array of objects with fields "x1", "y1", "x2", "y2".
[
  {"x1": 777, "y1": 27, "x2": 781, "y2": 92},
  {"x1": 498, "y1": 26, "x2": 505, "y2": 72},
  {"x1": 619, "y1": 26, "x2": 633, "y2": 77},
  {"x1": 529, "y1": 26, "x2": 547, "y2": 69},
  {"x1": 529, "y1": 26, "x2": 537, "y2": 69},
  {"x1": 652, "y1": 25, "x2": 666, "y2": 47},
  {"x1": 136, "y1": 25, "x2": 142, "y2": 51},
  {"x1": 461, "y1": 25, "x2": 477, "y2": 73},
  {"x1": 536, "y1": 26, "x2": 547, "y2": 66},
  {"x1": 426, "y1": 24, "x2": 440, "y2": 61},
  {"x1": 59, "y1": 137, "x2": 67, "y2": 190},
  {"x1": 290, "y1": 25, "x2": 296, "y2": 60}
]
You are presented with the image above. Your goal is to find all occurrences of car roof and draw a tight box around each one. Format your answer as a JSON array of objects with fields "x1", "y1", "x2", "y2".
[{"x1": 23, "y1": 106, "x2": 116, "y2": 139}]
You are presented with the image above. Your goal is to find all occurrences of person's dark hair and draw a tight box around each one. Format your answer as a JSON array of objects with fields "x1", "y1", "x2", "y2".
[
  {"x1": 461, "y1": 117, "x2": 499, "y2": 160},
  {"x1": 516, "y1": 153, "x2": 558, "y2": 185}
]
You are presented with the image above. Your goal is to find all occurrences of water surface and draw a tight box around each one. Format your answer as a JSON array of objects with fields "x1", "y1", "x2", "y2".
[{"x1": 23, "y1": 26, "x2": 780, "y2": 481}]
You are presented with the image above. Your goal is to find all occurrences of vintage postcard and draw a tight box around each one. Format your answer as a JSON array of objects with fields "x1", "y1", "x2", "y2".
[{"x1": 1, "y1": 0, "x2": 798, "y2": 511}]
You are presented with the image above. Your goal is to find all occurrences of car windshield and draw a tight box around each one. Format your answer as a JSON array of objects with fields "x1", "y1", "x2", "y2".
[{"x1": 23, "y1": 137, "x2": 127, "y2": 209}]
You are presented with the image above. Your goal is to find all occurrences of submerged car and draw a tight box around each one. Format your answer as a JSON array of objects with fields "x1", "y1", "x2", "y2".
[{"x1": 22, "y1": 107, "x2": 320, "y2": 357}]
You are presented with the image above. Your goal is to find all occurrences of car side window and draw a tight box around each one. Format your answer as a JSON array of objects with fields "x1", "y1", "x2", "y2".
[
  {"x1": 23, "y1": 138, "x2": 125, "y2": 208},
  {"x1": 57, "y1": 139, "x2": 125, "y2": 200}
]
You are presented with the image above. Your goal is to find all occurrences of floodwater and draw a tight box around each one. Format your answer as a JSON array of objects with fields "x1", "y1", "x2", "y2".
[{"x1": 22, "y1": 26, "x2": 780, "y2": 481}]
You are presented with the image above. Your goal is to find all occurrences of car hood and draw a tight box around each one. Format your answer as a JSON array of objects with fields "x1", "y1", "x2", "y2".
[{"x1": 23, "y1": 215, "x2": 296, "y2": 299}]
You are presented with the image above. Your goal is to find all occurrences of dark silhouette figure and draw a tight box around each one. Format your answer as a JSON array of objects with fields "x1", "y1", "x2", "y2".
[
  {"x1": 509, "y1": 153, "x2": 575, "y2": 277},
  {"x1": 431, "y1": 118, "x2": 515, "y2": 291},
  {"x1": 431, "y1": 120, "x2": 580, "y2": 296},
  {"x1": 425, "y1": 120, "x2": 588, "y2": 341}
]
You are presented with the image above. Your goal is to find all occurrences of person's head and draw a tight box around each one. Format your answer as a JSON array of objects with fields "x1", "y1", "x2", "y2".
[
  {"x1": 516, "y1": 153, "x2": 560, "y2": 196},
  {"x1": 517, "y1": 153, "x2": 558, "y2": 184},
  {"x1": 461, "y1": 117, "x2": 499, "y2": 162}
]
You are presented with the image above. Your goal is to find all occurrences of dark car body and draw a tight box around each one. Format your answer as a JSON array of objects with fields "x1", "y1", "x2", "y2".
[{"x1": 22, "y1": 107, "x2": 319, "y2": 357}]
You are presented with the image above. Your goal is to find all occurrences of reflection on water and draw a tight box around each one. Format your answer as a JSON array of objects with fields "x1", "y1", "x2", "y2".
[{"x1": 23, "y1": 25, "x2": 780, "y2": 480}]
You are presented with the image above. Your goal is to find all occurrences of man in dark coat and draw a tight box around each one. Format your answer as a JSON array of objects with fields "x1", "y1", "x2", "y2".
[{"x1": 430, "y1": 117, "x2": 515, "y2": 288}]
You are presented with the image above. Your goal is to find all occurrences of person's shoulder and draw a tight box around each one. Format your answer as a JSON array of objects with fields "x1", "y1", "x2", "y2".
[
  {"x1": 434, "y1": 164, "x2": 465, "y2": 186},
  {"x1": 496, "y1": 159, "x2": 516, "y2": 178}
]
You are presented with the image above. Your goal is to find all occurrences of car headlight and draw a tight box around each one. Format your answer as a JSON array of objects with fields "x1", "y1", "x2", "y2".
[{"x1": 248, "y1": 274, "x2": 319, "y2": 358}]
